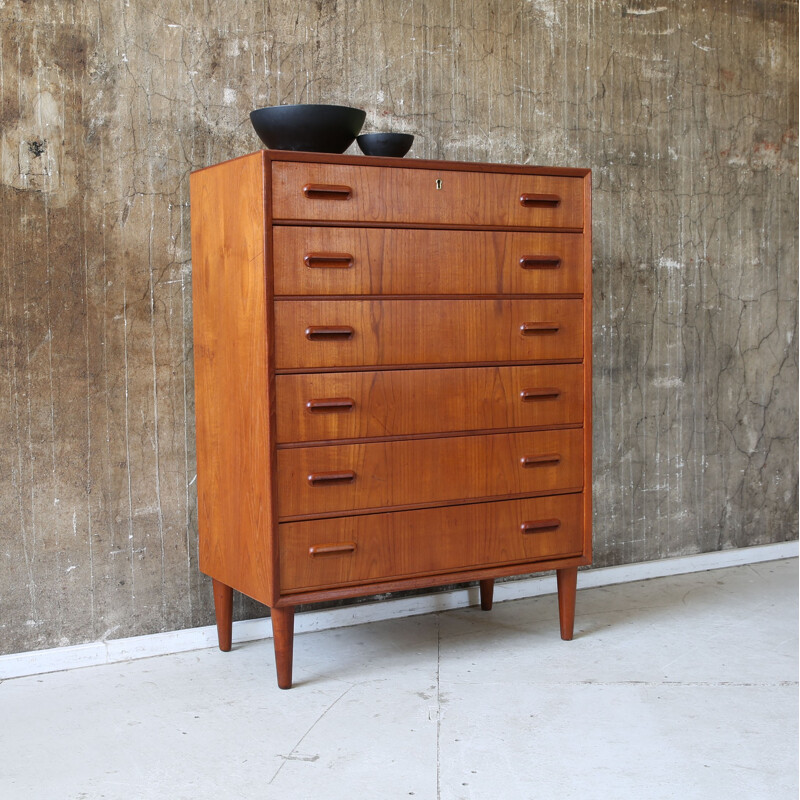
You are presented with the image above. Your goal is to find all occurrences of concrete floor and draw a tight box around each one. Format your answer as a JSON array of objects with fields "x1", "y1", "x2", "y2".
[{"x1": 2, "y1": 559, "x2": 797, "y2": 800}]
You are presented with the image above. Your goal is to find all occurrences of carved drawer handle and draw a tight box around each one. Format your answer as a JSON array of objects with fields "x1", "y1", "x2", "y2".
[
  {"x1": 305, "y1": 325, "x2": 355, "y2": 340},
  {"x1": 519, "y1": 255, "x2": 562, "y2": 270},
  {"x1": 307, "y1": 470, "x2": 356, "y2": 485},
  {"x1": 304, "y1": 253, "x2": 354, "y2": 269},
  {"x1": 520, "y1": 388, "x2": 561, "y2": 401},
  {"x1": 303, "y1": 183, "x2": 353, "y2": 200},
  {"x1": 520, "y1": 322, "x2": 560, "y2": 335},
  {"x1": 519, "y1": 193, "x2": 561, "y2": 208},
  {"x1": 520, "y1": 454, "x2": 561, "y2": 467},
  {"x1": 520, "y1": 519, "x2": 561, "y2": 534},
  {"x1": 309, "y1": 542, "x2": 357, "y2": 556},
  {"x1": 306, "y1": 398, "x2": 355, "y2": 413}
]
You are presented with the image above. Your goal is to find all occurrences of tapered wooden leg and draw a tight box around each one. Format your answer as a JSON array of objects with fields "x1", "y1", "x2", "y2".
[
  {"x1": 271, "y1": 606, "x2": 296, "y2": 690},
  {"x1": 556, "y1": 566, "x2": 578, "y2": 640},
  {"x1": 479, "y1": 578, "x2": 494, "y2": 611},
  {"x1": 212, "y1": 579, "x2": 233, "y2": 652}
]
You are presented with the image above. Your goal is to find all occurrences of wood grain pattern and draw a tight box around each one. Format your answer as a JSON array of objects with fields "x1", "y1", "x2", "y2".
[
  {"x1": 278, "y1": 493, "x2": 584, "y2": 592},
  {"x1": 276, "y1": 554, "x2": 589, "y2": 607},
  {"x1": 276, "y1": 428, "x2": 583, "y2": 517},
  {"x1": 272, "y1": 162, "x2": 584, "y2": 228},
  {"x1": 265, "y1": 150, "x2": 590, "y2": 178},
  {"x1": 273, "y1": 227, "x2": 584, "y2": 295},
  {"x1": 275, "y1": 364, "x2": 584, "y2": 443},
  {"x1": 274, "y1": 298, "x2": 583, "y2": 369},
  {"x1": 191, "y1": 151, "x2": 276, "y2": 607}
]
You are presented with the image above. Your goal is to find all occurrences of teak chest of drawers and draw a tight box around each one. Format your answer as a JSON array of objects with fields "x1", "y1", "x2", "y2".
[{"x1": 190, "y1": 150, "x2": 592, "y2": 689}]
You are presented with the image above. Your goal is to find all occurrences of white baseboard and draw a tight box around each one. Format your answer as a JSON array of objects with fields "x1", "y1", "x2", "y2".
[{"x1": 1, "y1": 541, "x2": 796, "y2": 681}]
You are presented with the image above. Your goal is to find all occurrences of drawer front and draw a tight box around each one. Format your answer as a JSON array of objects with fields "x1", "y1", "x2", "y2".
[
  {"x1": 273, "y1": 227, "x2": 585, "y2": 296},
  {"x1": 272, "y1": 162, "x2": 584, "y2": 228},
  {"x1": 276, "y1": 428, "x2": 583, "y2": 518},
  {"x1": 274, "y1": 299, "x2": 583, "y2": 369},
  {"x1": 279, "y1": 493, "x2": 585, "y2": 592},
  {"x1": 276, "y1": 364, "x2": 584, "y2": 443}
]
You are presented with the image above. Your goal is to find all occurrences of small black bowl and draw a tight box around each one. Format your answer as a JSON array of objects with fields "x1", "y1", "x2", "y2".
[
  {"x1": 356, "y1": 133, "x2": 415, "y2": 158},
  {"x1": 249, "y1": 104, "x2": 366, "y2": 153}
]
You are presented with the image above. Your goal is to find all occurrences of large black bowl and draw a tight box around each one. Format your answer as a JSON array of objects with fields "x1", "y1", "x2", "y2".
[{"x1": 249, "y1": 104, "x2": 366, "y2": 153}]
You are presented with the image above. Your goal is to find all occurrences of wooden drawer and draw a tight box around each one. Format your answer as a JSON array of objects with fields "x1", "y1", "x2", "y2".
[
  {"x1": 275, "y1": 364, "x2": 584, "y2": 443},
  {"x1": 271, "y1": 162, "x2": 584, "y2": 229},
  {"x1": 272, "y1": 228, "x2": 585, "y2": 296},
  {"x1": 274, "y1": 299, "x2": 583, "y2": 369},
  {"x1": 276, "y1": 428, "x2": 583, "y2": 518},
  {"x1": 279, "y1": 493, "x2": 585, "y2": 592}
]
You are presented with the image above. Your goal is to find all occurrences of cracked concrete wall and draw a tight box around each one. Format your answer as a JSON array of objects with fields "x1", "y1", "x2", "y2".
[{"x1": 0, "y1": 0, "x2": 796, "y2": 655}]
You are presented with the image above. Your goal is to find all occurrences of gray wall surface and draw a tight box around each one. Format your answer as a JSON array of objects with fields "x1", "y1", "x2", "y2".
[{"x1": 0, "y1": 0, "x2": 797, "y2": 655}]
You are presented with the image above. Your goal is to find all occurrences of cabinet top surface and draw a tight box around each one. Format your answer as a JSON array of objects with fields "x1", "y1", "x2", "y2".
[{"x1": 192, "y1": 149, "x2": 591, "y2": 178}]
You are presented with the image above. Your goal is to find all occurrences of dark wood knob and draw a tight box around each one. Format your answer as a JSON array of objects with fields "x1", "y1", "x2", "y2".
[
  {"x1": 520, "y1": 322, "x2": 560, "y2": 335},
  {"x1": 309, "y1": 542, "x2": 357, "y2": 556},
  {"x1": 519, "y1": 193, "x2": 561, "y2": 208},
  {"x1": 306, "y1": 398, "x2": 356, "y2": 413},
  {"x1": 520, "y1": 519, "x2": 561, "y2": 534},
  {"x1": 520, "y1": 454, "x2": 561, "y2": 467},
  {"x1": 520, "y1": 388, "x2": 561, "y2": 401},
  {"x1": 303, "y1": 183, "x2": 352, "y2": 200},
  {"x1": 519, "y1": 255, "x2": 562, "y2": 270},
  {"x1": 304, "y1": 253, "x2": 354, "y2": 269},
  {"x1": 307, "y1": 470, "x2": 356, "y2": 485},
  {"x1": 305, "y1": 326, "x2": 355, "y2": 340}
]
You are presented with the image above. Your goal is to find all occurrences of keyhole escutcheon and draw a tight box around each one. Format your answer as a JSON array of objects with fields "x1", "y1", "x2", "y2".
[{"x1": 435, "y1": 178, "x2": 443, "y2": 190}]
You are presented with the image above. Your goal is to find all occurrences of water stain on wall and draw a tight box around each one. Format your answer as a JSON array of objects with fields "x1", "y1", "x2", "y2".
[{"x1": 0, "y1": 0, "x2": 796, "y2": 654}]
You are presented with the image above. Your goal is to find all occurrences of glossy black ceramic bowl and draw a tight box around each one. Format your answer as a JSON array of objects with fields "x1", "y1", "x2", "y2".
[
  {"x1": 249, "y1": 104, "x2": 366, "y2": 153},
  {"x1": 357, "y1": 132, "x2": 415, "y2": 158}
]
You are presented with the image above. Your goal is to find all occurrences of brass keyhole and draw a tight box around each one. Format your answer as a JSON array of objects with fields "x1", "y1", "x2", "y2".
[{"x1": 435, "y1": 179, "x2": 443, "y2": 190}]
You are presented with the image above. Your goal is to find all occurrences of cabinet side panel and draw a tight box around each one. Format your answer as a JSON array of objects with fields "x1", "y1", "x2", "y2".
[
  {"x1": 583, "y1": 171, "x2": 593, "y2": 563},
  {"x1": 190, "y1": 152, "x2": 274, "y2": 605}
]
